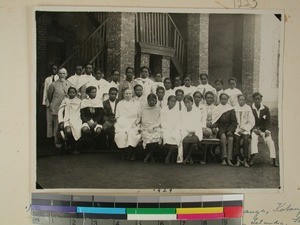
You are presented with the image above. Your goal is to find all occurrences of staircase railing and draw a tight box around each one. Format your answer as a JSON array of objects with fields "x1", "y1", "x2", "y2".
[
  {"x1": 60, "y1": 19, "x2": 107, "y2": 74},
  {"x1": 135, "y1": 13, "x2": 186, "y2": 71}
]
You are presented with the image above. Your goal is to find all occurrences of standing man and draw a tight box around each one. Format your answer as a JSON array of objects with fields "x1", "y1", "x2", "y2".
[
  {"x1": 47, "y1": 68, "x2": 72, "y2": 149},
  {"x1": 80, "y1": 63, "x2": 96, "y2": 99},
  {"x1": 67, "y1": 65, "x2": 85, "y2": 96},
  {"x1": 250, "y1": 92, "x2": 278, "y2": 167},
  {"x1": 118, "y1": 67, "x2": 135, "y2": 100},
  {"x1": 42, "y1": 64, "x2": 59, "y2": 139}
]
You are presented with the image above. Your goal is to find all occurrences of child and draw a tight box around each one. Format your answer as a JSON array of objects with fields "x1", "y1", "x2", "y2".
[
  {"x1": 173, "y1": 76, "x2": 182, "y2": 92},
  {"x1": 134, "y1": 66, "x2": 155, "y2": 97},
  {"x1": 214, "y1": 79, "x2": 224, "y2": 105},
  {"x1": 250, "y1": 92, "x2": 278, "y2": 167},
  {"x1": 156, "y1": 86, "x2": 166, "y2": 108},
  {"x1": 193, "y1": 91, "x2": 207, "y2": 130},
  {"x1": 152, "y1": 73, "x2": 164, "y2": 92},
  {"x1": 109, "y1": 70, "x2": 120, "y2": 91},
  {"x1": 163, "y1": 78, "x2": 175, "y2": 101},
  {"x1": 196, "y1": 73, "x2": 216, "y2": 99},
  {"x1": 211, "y1": 93, "x2": 238, "y2": 166},
  {"x1": 181, "y1": 95, "x2": 204, "y2": 164},
  {"x1": 234, "y1": 94, "x2": 255, "y2": 168},
  {"x1": 58, "y1": 87, "x2": 82, "y2": 154},
  {"x1": 103, "y1": 87, "x2": 119, "y2": 150},
  {"x1": 118, "y1": 67, "x2": 135, "y2": 100},
  {"x1": 175, "y1": 89, "x2": 185, "y2": 111},
  {"x1": 160, "y1": 95, "x2": 181, "y2": 164},
  {"x1": 88, "y1": 68, "x2": 110, "y2": 101},
  {"x1": 203, "y1": 91, "x2": 216, "y2": 138},
  {"x1": 140, "y1": 94, "x2": 161, "y2": 163},
  {"x1": 132, "y1": 84, "x2": 146, "y2": 107},
  {"x1": 80, "y1": 86, "x2": 105, "y2": 149},
  {"x1": 224, "y1": 77, "x2": 242, "y2": 107},
  {"x1": 181, "y1": 76, "x2": 197, "y2": 96}
]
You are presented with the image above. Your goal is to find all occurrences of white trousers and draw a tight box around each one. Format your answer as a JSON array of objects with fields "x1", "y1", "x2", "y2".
[{"x1": 251, "y1": 131, "x2": 276, "y2": 158}]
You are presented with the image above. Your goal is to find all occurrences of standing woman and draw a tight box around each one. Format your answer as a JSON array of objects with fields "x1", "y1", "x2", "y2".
[
  {"x1": 181, "y1": 95, "x2": 204, "y2": 164},
  {"x1": 160, "y1": 95, "x2": 181, "y2": 164},
  {"x1": 212, "y1": 93, "x2": 238, "y2": 166},
  {"x1": 114, "y1": 88, "x2": 141, "y2": 160},
  {"x1": 140, "y1": 94, "x2": 162, "y2": 163}
]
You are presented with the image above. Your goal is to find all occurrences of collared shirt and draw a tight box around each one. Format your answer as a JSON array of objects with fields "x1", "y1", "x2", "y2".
[
  {"x1": 252, "y1": 103, "x2": 265, "y2": 119},
  {"x1": 109, "y1": 100, "x2": 116, "y2": 114}
]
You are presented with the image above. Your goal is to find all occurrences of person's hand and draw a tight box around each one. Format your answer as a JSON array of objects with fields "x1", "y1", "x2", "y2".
[
  {"x1": 265, "y1": 130, "x2": 271, "y2": 137},
  {"x1": 227, "y1": 131, "x2": 233, "y2": 136},
  {"x1": 238, "y1": 128, "x2": 245, "y2": 135},
  {"x1": 253, "y1": 129, "x2": 261, "y2": 136},
  {"x1": 87, "y1": 120, "x2": 94, "y2": 128}
]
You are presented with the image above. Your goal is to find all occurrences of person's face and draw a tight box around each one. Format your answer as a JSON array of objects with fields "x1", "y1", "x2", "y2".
[
  {"x1": 205, "y1": 94, "x2": 214, "y2": 105},
  {"x1": 164, "y1": 79, "x2": 172, "y2": 90},
  {"x1": 148, "y1": 97, "x2": 157, "y2": 107},
  {"x1": 58, "y1": 69, "x2": 67, "y2": 79},
  {"x1": 52, "y1": 66, "x2": 58, "y2": 75},
  {"x1": 95, "y1": 70, "x2": 102, "y2": 80},
  {"x1": 68, "y1": 89, "x2": 76, "y2": 99},
  {"x1": 215, "y1": 82, "x2": 223, "y2": 91},
  {"x1": 109, "y1": 90, "x2": 117, "y2": 101},
  {"x1": 238, "y1": 96, "x2": 246, "y2": 107},
  {"x1": 194, "y1": 93, "x2": 202, "y2": 104},
  {"x1": 126, "y1": 68, "x2": 134, "y2": 80},
  {"x1": 229, "y1": 80, "x2": 236, "y2": 89},
  {"x1": 85, "y1": 65, "x2": 93, "y2": 75},
  {"x1": 168, "y1": 97, "x2": 177, "y2": 109},
  {"x1": 253, "y1": 95, "x2": 262, "y2": 107},
  {"x1": 155, "y1": 73, "x2": 162, "y2": 82},
  {"x1": 200, "y1": 76, "x2": 208, "y2": 85},
  {"x1": 174, "y1": 77, "x2": 181, "y2": 87},
  {"x1": 156, "y1": 89, "x2": 165, "y2": 100},
  {"x1": 124, "y1": 89, "x2": 132, "y2": 101},
  {"x1": 184, "y1": 99, "x2": 193, "y2": 110},
  {"x1": 112, "y1": 71, "x2": 120, "y2": 82},
  {"x1": 184, "y1": 77, "x2": 191, "y2": 87},
  {"x1": 88, "y1": 89, "x2": 97, "y2": 99},
  {"x1": 176, "y1": 92, "x2": 184, "y2": 102},
  {"x1": 134, "y1": 86, "x2": 143, "y2": 97},
  {"x1": 75, "y1": 66, "x2": 82, "y2": 75},
  {"x1": 141, "y1": 68, "x2": 149, "y2": 79},
  {"x1": 220, "y1": 95, "x2": 228, "y2": 105}
]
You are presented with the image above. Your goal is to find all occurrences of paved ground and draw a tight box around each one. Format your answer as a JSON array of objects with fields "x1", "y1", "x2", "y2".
[{"x1": 36, "y1": 126, "x2": 280, "y2": 189}]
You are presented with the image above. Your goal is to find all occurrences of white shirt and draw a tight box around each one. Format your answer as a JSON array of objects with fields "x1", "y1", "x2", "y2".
[{"x1": 109, "y1": 100, "x2": 116, "y2": 114}]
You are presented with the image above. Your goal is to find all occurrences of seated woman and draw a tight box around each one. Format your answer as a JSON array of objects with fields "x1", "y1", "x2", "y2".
[
  {"x1": 160, "y1": 95, "x2": 181, "y2": 164},
  {"x1": 212, "y1": 93, "x2": 238, "y2": 166},
  {"x1": 58, "y1": 87, "x2": 82, "y2": 154},
  {"x1": 80, "y1": 86, "x2": 105, "y2": 149},
  {"x1": 114, "y1": 88, "x2": 141, "y2": 160},
  {"x1": 234, "y1": 94, "x2": 255, "y2": 168},
  {"x1": 181, "y1": 95, "x2": 204, "y2": 165},
  {"x1": 140, "y1": 94, "x2": 162, "y2": 163}
]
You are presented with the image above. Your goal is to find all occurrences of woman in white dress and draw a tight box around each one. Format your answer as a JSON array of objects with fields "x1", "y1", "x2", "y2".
[{"x1": 114, "y1": 88, "x2": 141, "y2": 160}]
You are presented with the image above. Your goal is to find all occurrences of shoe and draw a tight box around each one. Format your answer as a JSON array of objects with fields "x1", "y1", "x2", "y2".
[
  {"x1": 227, "y1": 160, "x2": 234, "y2": 167},
  {"x1": 189, "y1": 159, "x2": 194, "y2": 165},
  {"x1": 244, "y1": 160, "x2": 250, "y2": 168},
  {"x1": 221, "y1": 159, "x2": 227, "y2": 166}
]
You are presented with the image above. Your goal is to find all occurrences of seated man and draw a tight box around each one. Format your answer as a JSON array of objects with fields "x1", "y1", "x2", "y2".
[
  {"x1": 103, "y1": 87, "x2": 119, "y2": 150},
  {"x1": 250, "y1": 92, "x2": 278, "y2": 167}
]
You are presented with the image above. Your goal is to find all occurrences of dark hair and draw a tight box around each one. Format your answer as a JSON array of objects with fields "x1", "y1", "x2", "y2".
[
  {"x1": 219, "y1": 93, "x2": 229, "y2": 100},
  {"x1": 95, "y1": 67, "x2": 103, "y2": 73},
  {"x1": 133, "y1": 84, "x2": 143, "y2": 91},
  {"x1": 140, "y1": 66, "x2": 150, "y2": 74},
  {"x1": 175, "y1": 89, "x2": 184, "y2": 95},
  {"x1": 200, "y1": 73, "x2": 208, "y2": 79},
  {"x1": 85, "y1": 63, "x2": 93, "y2": 68},
  {"x1": 109, "y1": 87, "x2": 118, "y2": 94},
  {"x1": 184, "y1": 75, "x2": 191, "y2": 81},
  {"x1": 183, "y1": 95, "x2": 194, "y2": 103},
  {"x1": 147, "y1": 93, "x2": 157, "y2": 101},
  {"x1": 164, "y1": 78, "x2": 171, "y2": 83},
  {"x1": 193, "y1": 91, "x2": 203, "y2": 98},
  {"x1": 86, "y1": 86, "x2": 97, "y2": 94},
  {"x1": 111, "y1": 70, "x2": 120, "y2": 75},
  {"x1": 228, "y1": 77, "x2": 237, "y2": 83},
  {"x1": 215, "y1": 79, "x2": 224, "y2": 85},
  {"x1": 68, "y1": 86, "x2": 77, "y2": 93},
  {"x1": 167, "y1": 95, "x2": 177, "y2": 102},
  {"x1": 50, "y1": 64, "x2": 57, "y2": 69},
  {"x1": 156, "y1": 86, "x2": 165, "y2": 93},
  {"x1": 205, "y1": 91, "x2": 214, "y2": 98},
  {"x1": 125, "y1": 67, "x2": 134, "y2": 73},
  {"x1": 237, "y1": 94, "x2": 245, "y2": 100},
  {"x1": 252, "y1": 92, "x2": 263, "y2": 99}
]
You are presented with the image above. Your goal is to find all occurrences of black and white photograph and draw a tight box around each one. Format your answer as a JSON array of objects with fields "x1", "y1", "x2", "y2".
[{"x1": 35, "y1": 9, "x2": 283, "y2": 190}]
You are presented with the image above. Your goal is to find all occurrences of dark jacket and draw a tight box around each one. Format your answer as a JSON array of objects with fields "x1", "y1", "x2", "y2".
[
  {"x1": 103, "y1": 99, "x2": 119, "y2": 124},
  {"x1": 212, "y1": 109, "x2": 238, "y2": 136},
  {"x1": 251, "y1": 104, "x2": 271, "y2": 132},
  {"x1": 80, "y1": 107, "x2": 105, "y2": 125}
]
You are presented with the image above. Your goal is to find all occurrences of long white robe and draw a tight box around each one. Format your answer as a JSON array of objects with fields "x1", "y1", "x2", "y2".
[
  {"x1": 134, "y1": 78, "x2": 155, "y2": 97},
  {"x1": 114, "y1": 100, "x2": 141, "y2": 148},
  {"x1": 234, "y1": 104, "x2": 255, "y2": 135}
]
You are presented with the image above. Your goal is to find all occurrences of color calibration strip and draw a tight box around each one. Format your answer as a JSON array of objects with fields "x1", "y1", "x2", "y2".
[{"x1": 31, "y1": 194, "x2": 243, "y2": 225}]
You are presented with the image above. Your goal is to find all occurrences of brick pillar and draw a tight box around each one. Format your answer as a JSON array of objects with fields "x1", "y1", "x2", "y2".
[
  {"x1": 106, "y1": 12, "x2": 135, "y2": 75},
  {"x1": 187, "y1": 14, "x2": 209, "y2": 84},
  {"x1": 161, "y1": 57, "x2": 170, "y2": 78},
  {"x1": 242, "y1": 14, "x2": 261, "y2": 101}
]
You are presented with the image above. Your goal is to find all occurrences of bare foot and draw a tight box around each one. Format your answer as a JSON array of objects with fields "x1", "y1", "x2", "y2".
[
  {"x1": 221, "y1": 159, "x2": 227, "y2": 166},
  {"x1": 235, "y1": 159, "x2": 240, "y2": 167},
  {"x1": 227, "y1": 159, "x2": 234, "y2": 167},
  {"x1": 244, "y1": 160, "x2": 250, "y2": 168}
]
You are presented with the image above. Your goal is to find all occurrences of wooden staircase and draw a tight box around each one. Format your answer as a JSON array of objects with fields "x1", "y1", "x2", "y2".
[
  {"x1": 135, "y1": 13, "x2": 186, "y2": 76},
  {"x1": 60, "y1": 16, "x2": 107, "y2": 75}
]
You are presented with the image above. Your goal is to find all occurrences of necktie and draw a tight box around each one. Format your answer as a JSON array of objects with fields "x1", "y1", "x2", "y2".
[{"x1": 179, "y1": 101, "x2": 182, "y2": 111}]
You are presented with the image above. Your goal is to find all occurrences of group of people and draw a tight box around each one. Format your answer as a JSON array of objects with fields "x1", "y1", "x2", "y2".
[{"x1": 42, "y1": 63, "x2": 279, "y2": 167}]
